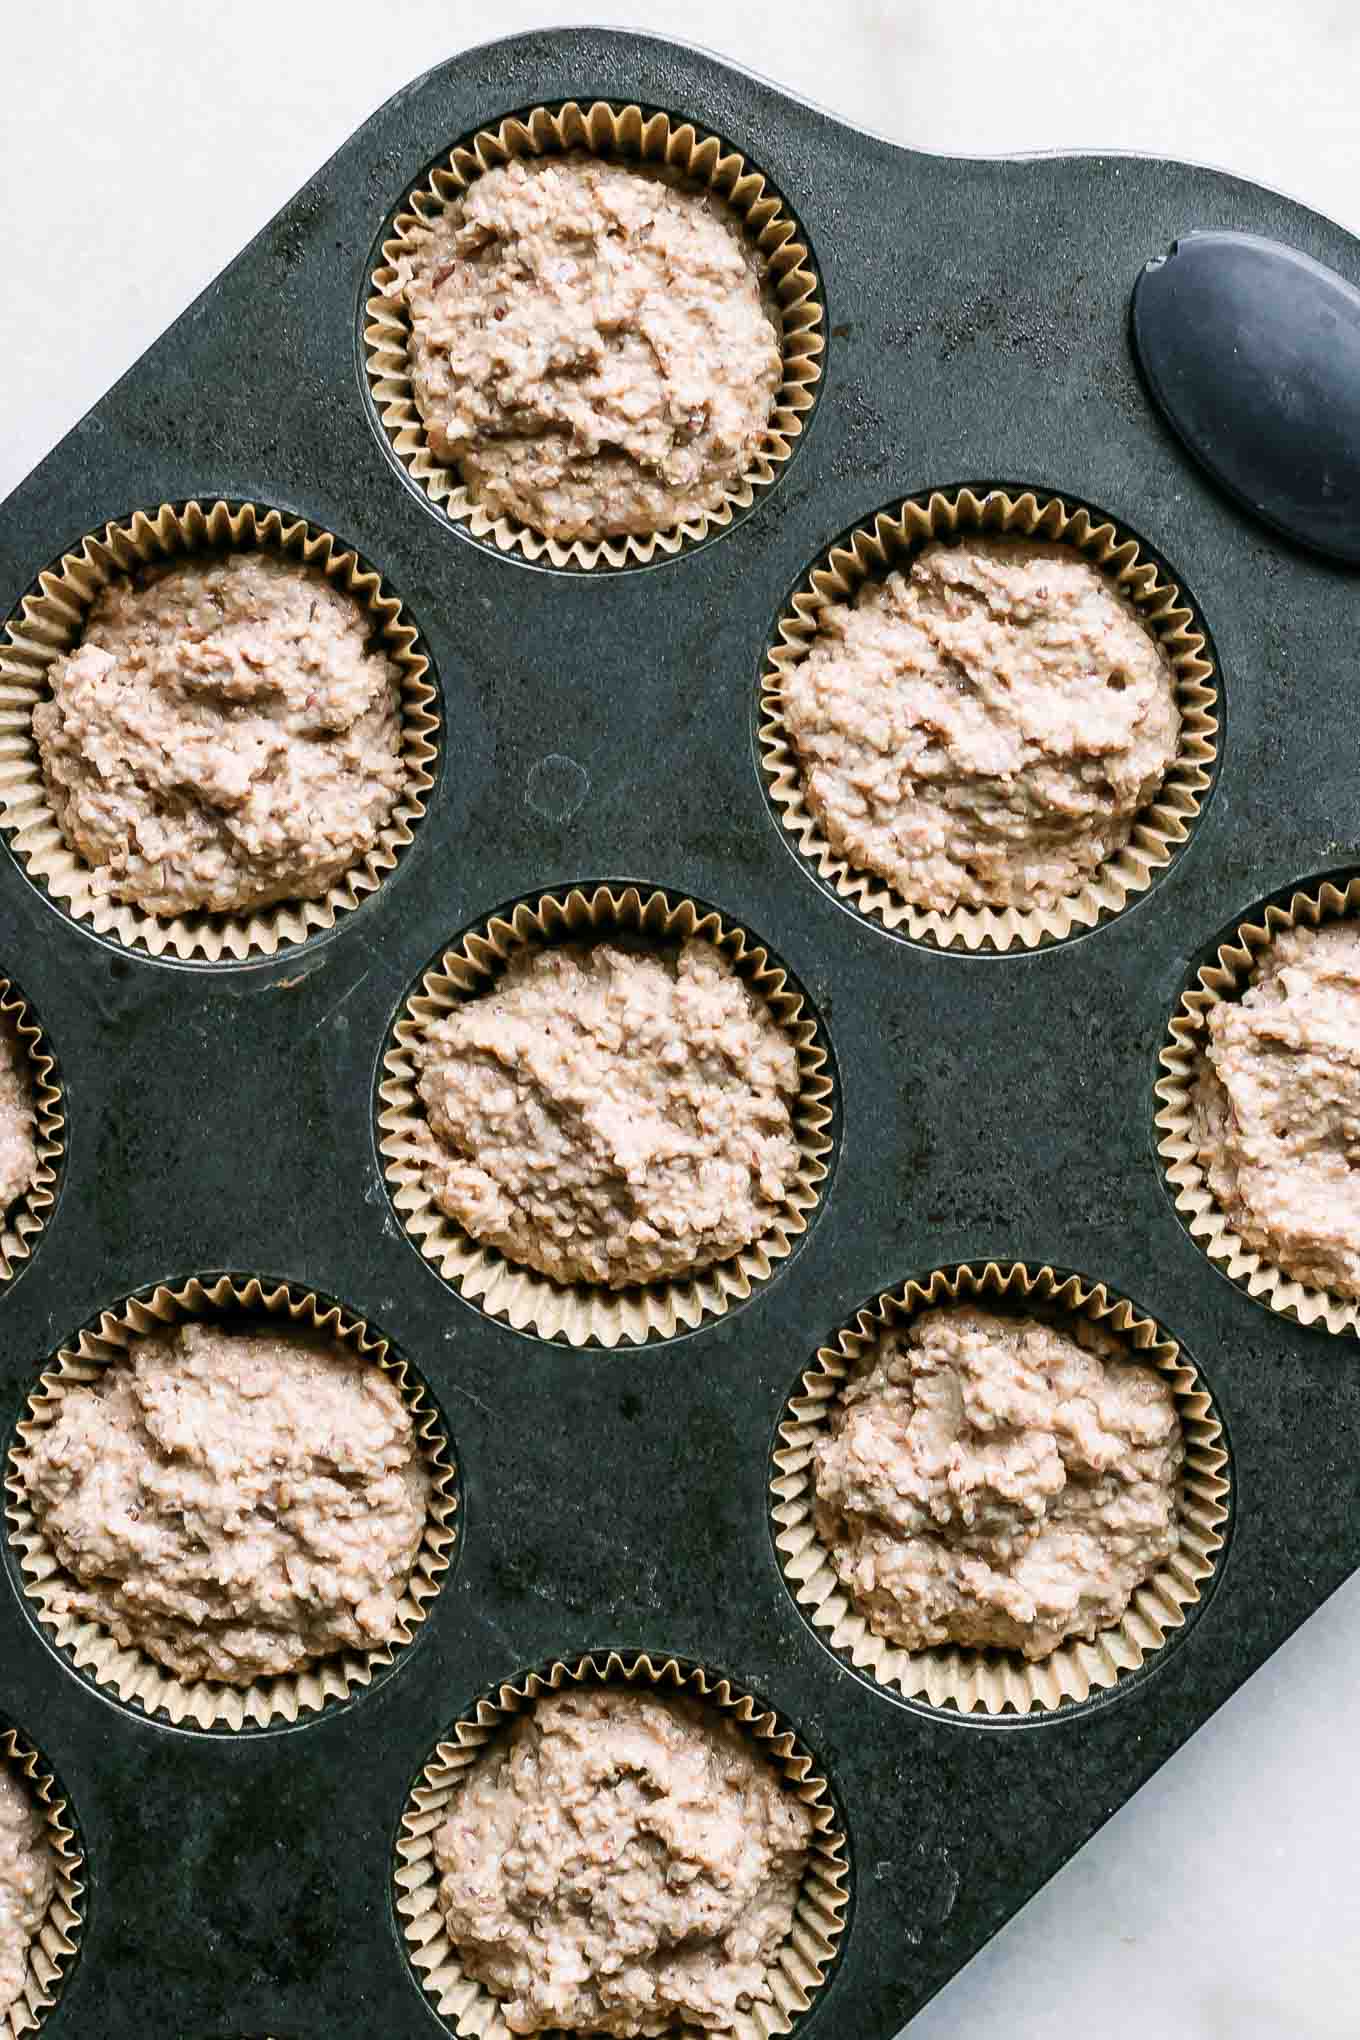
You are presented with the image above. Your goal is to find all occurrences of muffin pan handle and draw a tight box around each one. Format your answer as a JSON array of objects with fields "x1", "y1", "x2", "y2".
[{"x1": 1131, "y1": 228, "x2": 1360, "y2": 565}]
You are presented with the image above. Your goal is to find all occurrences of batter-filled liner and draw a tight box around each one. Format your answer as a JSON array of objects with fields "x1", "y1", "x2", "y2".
[
  {"x1": 364, "y1": 100, "x2": 824, "y2": 570},
  {"x1": 0, "y1": 984, "x2": 62, "y2": 1292},
  {"x1": 759, "y1": 486, "x2": 1218, "y2": 952},
  {"x1": 378, "y1": 883, "x2": 835, "y2": 1348},
  {"x1": 0, "y1": 1727, "x2": 83, "y2": 2039},
  {"x1": 0, "y1": 500, "x2": 439, "y2": 962},
  {"x1": 771, "y1": 1262, "x2": 1230, "y2": 1717},
  {"x1": 4, "y1": 1276, "x2": 458, "y2": 1732},
  {"x1": 395, "y1": 1650, "x2": 849, "y2": 2039},
  {"x1": 1157, "y1": 874, "x2": 1360, "y2": 1336}
]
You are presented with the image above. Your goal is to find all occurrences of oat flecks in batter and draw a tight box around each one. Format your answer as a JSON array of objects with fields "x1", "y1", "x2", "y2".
[
  {"x1": 781, "y1": 535, "x2": 1181, "y2": 912},
  {"x1": 413, "y1": 938, "x2": 801, "y2": 1289},
  {"x1": 0, "y1": 1759, "x2": 54, "y2": 2021},
  {"x1": 0, "y1": 1017, "x2": 36, "y2": 1220},
  {"x1": 812, "y1": 1305, "x2": 1183, "y2": 1661},
  {"x1": 34, "y1": 552, "x2": 405, "y2": 917},
  {"x1": 21, "y1": 1323, "x2": 430, "y2": 1685},
  {"x1": 434, "y1": 1687, "x2": 814, "y2": 2037},
  {"x1": 403, "y1": 154, "x2": 782, "y2": 543},
  {"x1": 1193, "y1": 920, "x2": 1360, "y2": 1300}
]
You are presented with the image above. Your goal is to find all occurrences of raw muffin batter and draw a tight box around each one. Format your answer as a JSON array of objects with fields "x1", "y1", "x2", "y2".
[
  {"x1": 0, "y1": 1017, "x2": 36, "y2": 1220},
  {"x1": 401, "y1": 153, "x2": 782, "y2": 542},
  {"x1": 812, "y1": 1305, "x2": 1183, "y2": 1660},
  {"x1": 433, "y1": 1687, "x2": 814, "y2": 2036},
  {"x1": 780, "y1": 534, "x2": 1181, "y2": 912},
  {"x1": 1192, "y1": 920, "x2": 1360, "y2": 1299},
  {"x1": 0, "y1": 1758, "x2": 54, "y2": 2022},
  {"x1": 20, "y1": 1322, "x2": 430, "y2": 1685},
  {"x1": 413, "y1": 938, "x2": 801, "y2": 1289},
  {"x1": 34, "y1": 552, "x2": 405, "y2": 916}
]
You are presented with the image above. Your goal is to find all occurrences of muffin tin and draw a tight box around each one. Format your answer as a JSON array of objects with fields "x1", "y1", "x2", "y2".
[{"x1": 0, "y1": 25, "x2": 1358, "y2": 2038}]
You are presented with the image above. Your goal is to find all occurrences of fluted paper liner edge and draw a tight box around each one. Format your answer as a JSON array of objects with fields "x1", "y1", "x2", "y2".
[
  {"x1": 379, "y1": 884, "x2": 835, "y2": 1347},
  {"x1": 1156, "y1": 875, "x2": 1360, "y2": 1336},
  {"x1": 760, "y1": 487, "x2": 1219, "y2": 952},
  {"x1": 0, "y1": 1728, "x2": 83, "y2": 2037},
  {"x1": 395, "y1": 1651, "x2": 849, "y2": 2039},
  {"x1": 0, "y1": 983, "x2": 63, "y2": 1290},
  {"x1": 4, "y1": 1276, "x2": 458, "y2": 1732},
  {"x1": 364, "y1": 100, "x2": 824, "y2": 570},
  {"x1": 772, "y1": 1262, "x2": 1230, "y2": 1717},
  {"x1": 0, "y1": 500, "x2": 439, "y2": 962}
]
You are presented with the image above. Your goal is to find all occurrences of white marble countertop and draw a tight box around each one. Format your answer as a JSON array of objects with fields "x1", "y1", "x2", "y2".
[{"x1": 3, "y1": 6, "x2": 1359, "y2": 2035}]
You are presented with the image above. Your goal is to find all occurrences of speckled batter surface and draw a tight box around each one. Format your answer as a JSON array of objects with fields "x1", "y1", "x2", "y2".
[
  {"x1": 1193, "y1": 920, "x2": 1360, "y2": 1300},
  {"x1": 34, "y1": 552, "x2": 405, "y2": 916},
  {"x1": 0, "y1": 1016, "x2": 36, "y2": 1221},
  {"x1": 0, "y1": 1759, "x2": 54, "y2": 2022},
  {"x1": 20, "y1": 1322, "x2": 430, "y2": 1685},
  {"x1": 413, "y1": 938, "x2": 801, "y2": 1289},
  {"x1": 401, "y1": 153, "x2": 782, "y2": 542},
  {"x1": 812, "y1": 1305, "x2": 1183, "y2": 1660},
  {"x1": 780, "y1": 534, "x2": 1181, "y2": 912},
  {"x1": 433, "y1": 1686, "x2": 814, "y2": 2036}
]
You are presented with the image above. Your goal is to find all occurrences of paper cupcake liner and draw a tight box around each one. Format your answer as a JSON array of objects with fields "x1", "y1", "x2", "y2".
[
  {"x1": 365, "y1": 100, "x2": 825, "y2": 570},
  {"x1": 0, "y1": 499, "x2": 439, "y2": 962},
  {"x1": 0, "y1": 1726, "x2": 84, "y2": 2038},
  {"x1": 772, "y1": 1261, "x2": 1231, "y2": 1717},
  {"x1": 0, "y1": 983, "x2": 63, "y2": 1291},
  {"x1": 3, "y1": 1275, "x2": 458, "y2": 1732},
  {"x1": 379, "y1": 883, "x2": 835, "y2": 1347},
  {"x1": 395, "y1": 1650, "x2": 849, "y2": 2039},
  {"x1": 759, "y1": 486, "x2": 1219, "y2": 952},
  {"x1": 1156, "y1": 874, "x2": 1360, "y2": 1335}
]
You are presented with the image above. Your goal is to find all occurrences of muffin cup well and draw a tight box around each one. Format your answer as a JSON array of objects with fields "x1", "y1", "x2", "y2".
[
  {"x1": 759, "y1": 486, "x2": 1219, "y2": 952},
  {"x1": 3, "y1": 1276, "x2": 458, "y2": 1732},
  {"x1": 395, "y1": 1650, "x2": 849, "y2": 2040},
  {"x1": 364, "y1": 99, "x2": 824, "y2": 570},
  {"x1": 1156, "y1": 875, "x2": 1360, "y2": 1335},
  {"x1": 772, "y1": 1261, "x2": 1230, "y2": 1717},
  {"x1": 378, "y1": 883, "x2": 835, "y2": 1348},
  {"x1": 0, "y1": 1727, "x2": 83, "y2": 2039},
  {"x1": 0, "y1": 499, "x2": 439, "y2": 962},
  {"x1": 0, "y1": 983, "x2": 63, "y2": 1292}
]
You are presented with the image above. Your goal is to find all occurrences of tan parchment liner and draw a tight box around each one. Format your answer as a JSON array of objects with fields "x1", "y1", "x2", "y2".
[
  {"x1": 0, "y1": 500, "x2": 439, "y2": 962},
  {"x1": 772, "y1": 1262, "x2": 1230, "y2": 1716},
  {"x1": 0, "y1": 984, "x2": 63, "y2": 1291},
  {"x1": 4, "y1": 1275, "x2": 457, "y2": 1732},
  {"x1": 1156, "y1": 876, "x2": 1360, "y2": 1336},
  {"x1": 760, "y1": 487, "x2": 1219, "y2": 952},
  {"x1": 0, "y1": 1727, "x2": 83, "y2": 2039},
  {"x1": 396, "y1": 1651, "x2": 849, "y2": 2040},
  {"x1": 365, "y1": 100, "x2": 825, "y2": 570},
  {"x1": 379, "y1": 884, "x2": 835, "y2": 1348}
]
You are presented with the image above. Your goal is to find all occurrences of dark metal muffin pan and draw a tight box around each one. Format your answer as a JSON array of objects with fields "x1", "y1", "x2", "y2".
[{"x1": 1, "y1": 25, "x2": 1358, "y2": 2038}]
